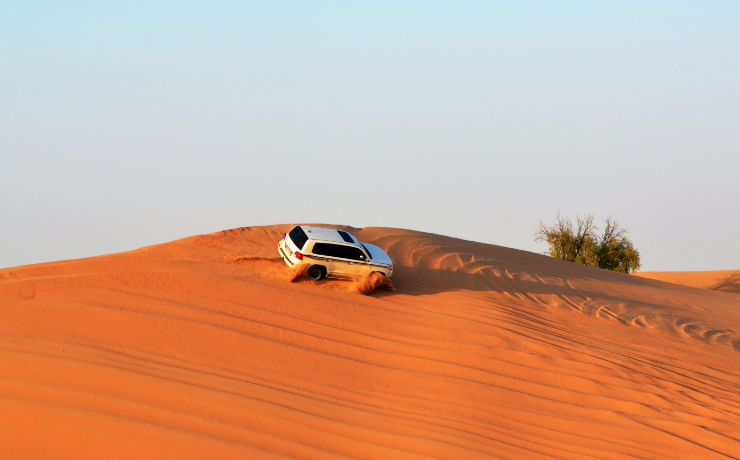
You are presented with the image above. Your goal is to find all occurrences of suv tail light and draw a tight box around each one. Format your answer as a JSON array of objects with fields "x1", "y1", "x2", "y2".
[
  {"x1": 283, "y1": 233, "x2": 287, "y2": 240},
  {"x1": 294, "y1": 251, "x2": 303, "y2": 260}
]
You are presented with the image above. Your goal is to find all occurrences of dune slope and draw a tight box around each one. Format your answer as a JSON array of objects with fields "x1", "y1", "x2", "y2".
[{"x1": 1, "y1": 225, "x2": 739, "y2": 459}]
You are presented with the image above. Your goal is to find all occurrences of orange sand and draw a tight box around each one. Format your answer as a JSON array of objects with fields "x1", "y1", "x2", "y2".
[
  {"x1": 635, "y1": 269, "x2": 740, "y2": 294},
  {"x1": 1, "y1": 225, "x2": 738, "y2": 458}
]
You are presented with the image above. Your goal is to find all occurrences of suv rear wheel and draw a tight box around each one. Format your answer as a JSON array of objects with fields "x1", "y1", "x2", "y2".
[{"x1": 308, "y1": 265, "x2": 326, "y2": 281}]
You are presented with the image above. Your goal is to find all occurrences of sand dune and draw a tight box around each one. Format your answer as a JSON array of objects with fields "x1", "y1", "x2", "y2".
[
  {"x1": 635, "y1": 269, "x2": 740, "y2": 295},
  {"x1": 1, "y1": 225, "x2": 739, "y2": 458}
]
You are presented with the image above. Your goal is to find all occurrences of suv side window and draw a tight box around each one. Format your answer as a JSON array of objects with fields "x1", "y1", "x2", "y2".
[
  {"x1": 343, "y1": 246, "x2": 367, "y2": 261},
  {"x1": 312, "y1": 243, "x2": 341, "y2": 258},
  {"x1": 312, "y1": 243, "x2": 367, "y2": 261}
]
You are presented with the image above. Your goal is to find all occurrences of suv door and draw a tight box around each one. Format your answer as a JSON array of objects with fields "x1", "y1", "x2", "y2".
[
  {"x1": 336, "y1": 245, "x2": 370, "y2": 276},
  {"x1": 309, "y1": 242, "x2": 343, "y2": 275}
]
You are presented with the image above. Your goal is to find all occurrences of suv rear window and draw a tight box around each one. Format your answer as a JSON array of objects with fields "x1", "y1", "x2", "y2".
[
  {"x1": 312, "y1": 243, "x2": 367, "y2": 261},
  {"x1": 288, "y1": 226, "x2": 308, "y2": 250}
]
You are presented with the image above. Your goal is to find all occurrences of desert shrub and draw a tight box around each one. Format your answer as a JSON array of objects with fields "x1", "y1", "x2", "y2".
[{"x1": 536, "y1": 215, "x2": 641, "y2": 273}]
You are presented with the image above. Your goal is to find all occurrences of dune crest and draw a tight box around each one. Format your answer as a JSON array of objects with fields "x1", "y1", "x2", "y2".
[
  {"x1": 1, "y1": 225, "x2": 738, "y2": 458},
  {"x1": 635, "y1": 269, "x2": 740, "y2": 295}
]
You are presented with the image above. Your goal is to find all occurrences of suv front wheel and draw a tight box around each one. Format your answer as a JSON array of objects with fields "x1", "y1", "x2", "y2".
[{"x1": 308, "y1": 265, "x2": 326, "y2": 281}]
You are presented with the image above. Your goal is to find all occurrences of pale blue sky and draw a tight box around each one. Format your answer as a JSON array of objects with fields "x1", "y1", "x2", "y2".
[{"x1": 2, "y1": 1, "x2": 739, "y2": 270}]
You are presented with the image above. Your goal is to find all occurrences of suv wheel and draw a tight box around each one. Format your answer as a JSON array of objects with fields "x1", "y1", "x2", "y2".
[{"x1": 308, "y1": 265, "x2": 326, "y2": 281}]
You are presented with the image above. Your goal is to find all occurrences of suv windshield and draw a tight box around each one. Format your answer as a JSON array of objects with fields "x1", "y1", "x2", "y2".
[
  {"x1": 337, "y1": 230, "x2": 355, "y2": 243},
  {"x1": 288, "y1": 226, "x2": 308, "y2": 250}
]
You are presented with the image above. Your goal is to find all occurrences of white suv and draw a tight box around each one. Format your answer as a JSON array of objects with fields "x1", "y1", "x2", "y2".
[{"x1": 278, "y1": 225, "x2": 393, "y2": 281}]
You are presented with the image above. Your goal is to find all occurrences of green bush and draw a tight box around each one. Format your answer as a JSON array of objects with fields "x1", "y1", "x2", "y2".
[{"x1": 536, "y1": 215, "x2": 641, "y2": 273}]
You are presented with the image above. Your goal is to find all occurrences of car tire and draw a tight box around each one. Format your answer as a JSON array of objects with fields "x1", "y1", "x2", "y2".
[{"x1": 308, "y1": 265, "x2": 326, "y2": 281}]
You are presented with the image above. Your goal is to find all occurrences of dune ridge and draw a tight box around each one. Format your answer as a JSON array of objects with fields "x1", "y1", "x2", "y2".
[
  {"x1": 635, "y1": 269, "x2": 740, "y2": 295},
  {"x1": 1, "y1": 225, "x2": 738, "y2": 458}
]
